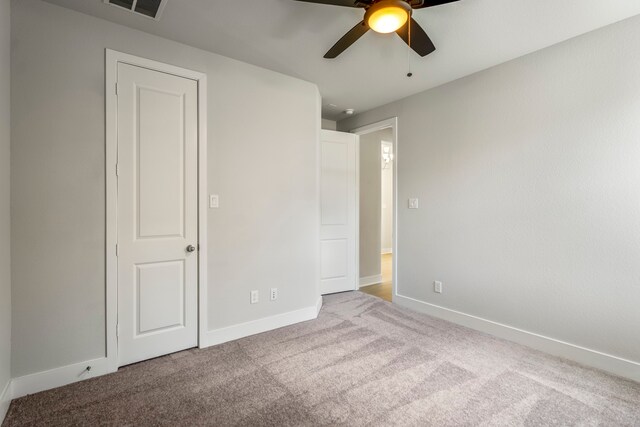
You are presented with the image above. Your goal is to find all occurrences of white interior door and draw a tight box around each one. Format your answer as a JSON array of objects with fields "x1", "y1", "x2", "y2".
[
  {"x1": 320, "y1": 130, "x2": 358, "y2": 295},
  {"x1": 117, "y1": 63, "x2": 199, "y2": 367}
]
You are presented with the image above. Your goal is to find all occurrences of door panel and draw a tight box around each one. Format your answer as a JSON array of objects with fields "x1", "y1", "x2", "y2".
[
  {"x1": 117, "y1": 63, "x2": 198, "y2": 367},
  {"x1": 137, "y1": 87, "x2": 185, "y2": 238},
  {"x1": 320, "y1": 130, "x2": 358, "y2": 295},
  {"x1": 136, "y1": 260, "x2": 185, "y2": 335},
  {"x1": 321, "y1": 141, "x2": 349, "y2": 225},
  {"x1": 320, "y1": 239, "x2": 348, "y2": 279}
]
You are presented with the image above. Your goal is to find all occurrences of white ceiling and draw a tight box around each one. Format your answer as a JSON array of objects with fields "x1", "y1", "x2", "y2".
[{"x1": 44, "y1": 0, "x2": 640, "y2": 120}]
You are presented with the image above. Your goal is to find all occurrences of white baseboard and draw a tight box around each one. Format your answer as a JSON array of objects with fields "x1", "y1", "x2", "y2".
[
  {"x1": 0, "y1": 379, "x2": 11, "y2": 424},
  {"x1": 395, "y1": 294, "x2": 640, "y2": 383},
  {"x1": 203, "y1": 298, "x2": 323, "y2": 348},
  {"x1": 316, "y1": 295, "x2": 323, "y2": 315},
  {"x1": 381, "y1": 248, "x2": 393, "y2": 255},
  {"x1": 7, "y1": 298, "x2": 327, "y2": 402},
  {"x1": 11, "y1": 357, "x2": 110, "y2": 399},
  {"x1": 359, "y1": 275, "x2": 382, "y2": 288}
]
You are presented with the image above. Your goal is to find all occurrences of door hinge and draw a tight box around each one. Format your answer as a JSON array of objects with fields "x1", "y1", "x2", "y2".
[
  {"x1": 115, "y1": 244, "x2": 118, "y2": 256},
  {"x1": 115, "y1": 163, "x2": 120, "y2": 177},
  {"x1": 116, "y1": 323, "x2": 119, "y2": 338},
  {"x1": 115, "y1": 82, "x2": 119, "y2": 96}
]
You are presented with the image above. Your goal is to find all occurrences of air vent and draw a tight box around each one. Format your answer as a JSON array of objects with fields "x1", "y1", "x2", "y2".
[{"x1": 103, "y1": 0, "x2": 168, "y2": 20}]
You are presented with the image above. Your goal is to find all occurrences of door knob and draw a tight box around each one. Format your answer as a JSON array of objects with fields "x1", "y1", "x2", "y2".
[{"x1": 186, "y1": 245, "x2": 196, "y2": 253}]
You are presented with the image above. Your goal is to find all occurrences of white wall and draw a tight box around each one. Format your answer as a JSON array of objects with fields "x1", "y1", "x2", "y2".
[
  {"x1": 11, "y1": 0, "x2": 320, "y2": 378},
  {"x1": 340, "y1": 14, "x2": 640, "y2": 368},
  {"x1": 0, "y1": 0, "x2": 11, "y2": 416},
  {"x1": 381, "y1": 141, "x2": 393, "y2": 254}
]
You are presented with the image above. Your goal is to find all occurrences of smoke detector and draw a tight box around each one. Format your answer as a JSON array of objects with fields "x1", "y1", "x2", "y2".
[{"x1": 103, "y1": 0, "x2": 168, "y2": 20}]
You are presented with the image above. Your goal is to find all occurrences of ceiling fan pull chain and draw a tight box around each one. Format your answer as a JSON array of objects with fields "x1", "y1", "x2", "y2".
[{"x1": 407, "y1": 19, "x2": 413, "y2": 77}]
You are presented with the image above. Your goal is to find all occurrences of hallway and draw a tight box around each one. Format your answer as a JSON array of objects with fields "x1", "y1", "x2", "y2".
[{"x1": 360, "y1": 253, "x2": 392, "y2": 301}]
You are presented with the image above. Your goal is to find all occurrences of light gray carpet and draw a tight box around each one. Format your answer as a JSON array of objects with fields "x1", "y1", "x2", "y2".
[{"x1": 4, "y1": 292, "x2": 640, "y2": 426}]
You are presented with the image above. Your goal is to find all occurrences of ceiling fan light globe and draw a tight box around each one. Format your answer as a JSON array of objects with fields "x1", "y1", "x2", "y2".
[{"x1": 366, "y1": 0, "x2": 411, "y2": 34}]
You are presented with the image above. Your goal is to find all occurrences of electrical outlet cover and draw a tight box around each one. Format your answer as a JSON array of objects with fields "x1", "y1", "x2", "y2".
[{"x1": 434, "y1": 281, "x2": 443, "y2": 294}]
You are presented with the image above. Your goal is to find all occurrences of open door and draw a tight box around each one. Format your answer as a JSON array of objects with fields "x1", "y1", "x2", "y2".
[{"x1": 320, "y1": 130, "x2": 358, "y2": 295}]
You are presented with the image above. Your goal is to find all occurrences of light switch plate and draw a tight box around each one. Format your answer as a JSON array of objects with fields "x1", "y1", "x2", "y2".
[
  {"x1": 408, "y1": 198, "x2": 419, "y2": 209},
  {"x1": 209, "y1": 194, "x2": 219, "y2": 209}
]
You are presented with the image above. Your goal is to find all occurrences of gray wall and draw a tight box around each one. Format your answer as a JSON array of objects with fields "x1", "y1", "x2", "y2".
[
  {"x1": 359, "y1": 132, "x2": 382, "y2": 279},
  {"x1": 11, "y1": 0, "x2": 320, "y2": 377},
  {"x1": 321, "y1": 119, "x2": 337, "y2": 131},
  {"x1": 0, "y1": 0, "x2": 11, "y2": 400},
  {"x1": 340, "y1": 14, "x2": 640, "y2": 363}
]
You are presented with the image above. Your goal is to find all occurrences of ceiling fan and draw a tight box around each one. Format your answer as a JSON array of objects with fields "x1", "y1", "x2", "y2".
[{"x1": 294, "y1": 0, "x2": 460, "y2": 59}]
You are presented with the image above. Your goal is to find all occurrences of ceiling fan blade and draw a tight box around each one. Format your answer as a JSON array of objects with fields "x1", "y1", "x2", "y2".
[
  {"x1": 293, "y1": 0, "x2": 369, "y2": 8},
  {"x1": 324, "y1": 20, "x2": 370, "y2": 59},
  {"x1": 410, "y1": 0, "x2": 460, "y2": 9},
  {"x1": 395, "y1": 18, "x2": 436, "y2": 57}
]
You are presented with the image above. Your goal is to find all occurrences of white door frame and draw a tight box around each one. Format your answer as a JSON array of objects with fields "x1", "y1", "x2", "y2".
[
  {"x1": 105, "y1": 49, "x2": 208, "y2": 372},
  {"x1": 351, "y1": 117, "x2": 398, "y2": 301}
]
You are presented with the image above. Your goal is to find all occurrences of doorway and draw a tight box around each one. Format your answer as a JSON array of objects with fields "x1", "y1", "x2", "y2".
[
  {"x1": 352, "y1": 119, "x2": 397, "y2": 302},
  {"x1": 105, "y1": 50, "x2": 208, "y2": 371}
]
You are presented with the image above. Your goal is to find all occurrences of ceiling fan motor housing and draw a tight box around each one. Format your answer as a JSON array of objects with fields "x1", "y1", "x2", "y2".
[{"x1": 365, "y1": 0, "x2": 412, "y2": 17}]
